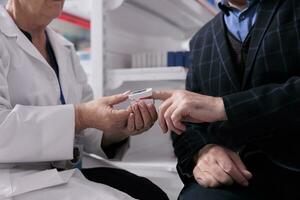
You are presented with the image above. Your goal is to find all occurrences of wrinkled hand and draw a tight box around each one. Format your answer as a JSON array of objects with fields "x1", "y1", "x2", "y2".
[
  {"x1": 193, "y1": 144, "x2": 252, "y2": 188},
  {"x1": 75, "y1": 92, "x2": 158, "y2": 147},
  {"x1": 128, "y1": 100, "x2": 158, "y2": 136},
  {"x1": 75, "y1": 92, "x2": 131, "y2": 137},
  {"x1": 102, "y1": 100, "x2": 158, "y2": 147},
  {"x1": 152, "y1": 90, "x2": 227, "y2": 134}
]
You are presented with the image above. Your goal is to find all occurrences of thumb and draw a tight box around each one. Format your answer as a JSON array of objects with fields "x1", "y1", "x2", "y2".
[
  {"x1": 103, "y1": 93, "x2": 129, "y2": 106},
  {"x1": 113, "y1": 109, "x2": 131, "y2": 120},
  {"x1": 152, "y1": 90, "x2": 174, "y2": 101}
]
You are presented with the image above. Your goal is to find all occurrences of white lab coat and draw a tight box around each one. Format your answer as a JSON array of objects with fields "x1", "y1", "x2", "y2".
[{"x1": 0, "y1": 6, "x2": 134, "y2": 200}]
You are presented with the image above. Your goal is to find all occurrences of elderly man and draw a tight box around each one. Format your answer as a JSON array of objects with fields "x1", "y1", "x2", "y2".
[
  {"x1": 153, "y1": 0, "x2": 300, "y2": 199},
  {"x1": 0, "y1": 0, "x2": 168, "y2": 199}
]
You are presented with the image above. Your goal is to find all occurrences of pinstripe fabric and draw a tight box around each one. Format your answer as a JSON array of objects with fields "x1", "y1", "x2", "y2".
[{"x1": 173, "y1": 0, "x2": 300, "y2": 182}]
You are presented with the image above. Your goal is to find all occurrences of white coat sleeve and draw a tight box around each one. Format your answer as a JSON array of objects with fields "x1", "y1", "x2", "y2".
[
  {"x1": 0, "y1": 58, "x2": 75, "y2": 163},
  {"x1": 71, "y1": 48, "x2": 129, "y2": 160}
]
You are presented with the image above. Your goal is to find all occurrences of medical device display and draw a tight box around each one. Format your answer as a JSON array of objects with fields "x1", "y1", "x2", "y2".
[{"x1": 129, "y1": 88, "x2": 153, "y2": 104}]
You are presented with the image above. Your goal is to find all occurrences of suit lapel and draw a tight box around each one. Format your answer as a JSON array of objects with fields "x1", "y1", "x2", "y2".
[
  {"x1": 212, "y1": 13, "x2": 241, "y2": 91},
  {"x1": 242, "y1": 0, "x2": 282, "y2": 88}
]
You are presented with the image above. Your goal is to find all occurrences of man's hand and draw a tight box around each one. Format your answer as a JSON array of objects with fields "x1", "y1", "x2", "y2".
[
  {"x1": 193, "y1": 144, "x2": 252, "y2": 188},
  {"x1": 152, "y1": 90, "x2": 227, "y2": 134}
]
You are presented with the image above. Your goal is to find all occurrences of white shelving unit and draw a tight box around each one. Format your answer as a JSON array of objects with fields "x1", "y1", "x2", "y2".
[
  {"x1": 100, "y1": 0, "x2": 215, "y2": 96},
  {"x1": 107, "y1": 67, "x2": 188, "y2": 89},
  {"x1": 62, "y1": 0, "x2": 216, "y2": 96}
]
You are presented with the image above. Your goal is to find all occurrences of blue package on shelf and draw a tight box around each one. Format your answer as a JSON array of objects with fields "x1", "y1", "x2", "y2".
[
  {"x1": 207, "y1": 0, "x2": 216, "y2": 6},
  {"x1": 175, "y1": 52, "x2": 184, "y2": 67},
  {"x1": 184, "y1": 51, "x2": 191, "y2": 68},
  {"x1": 167, "y1": 52, "x2": 176, "y2": 67}
]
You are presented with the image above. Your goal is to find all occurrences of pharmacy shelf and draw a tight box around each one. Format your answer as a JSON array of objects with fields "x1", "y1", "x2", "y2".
[
  {"x1": 62, "y1": 0, "x2": 217, "y2": 38},
  {"x1": 106, "y1": 67, "x2": 187, "y2": 89},
  {"x1": 104, "y1": 0, "x2": 214, "y2": 40}
]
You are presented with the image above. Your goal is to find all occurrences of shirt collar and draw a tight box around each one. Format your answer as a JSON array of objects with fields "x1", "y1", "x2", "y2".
[
  {"x1": 218, "y1": 0, "x2": 260, "y2": 16},
  {"x1": 221, "y1": 0, "x2": 257, "y2": 7}
]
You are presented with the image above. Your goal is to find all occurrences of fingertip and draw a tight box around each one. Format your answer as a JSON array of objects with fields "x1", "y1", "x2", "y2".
[
  {"x1": 129, "y1": 113, "x2": 134, "y2": 123},
  {"x1": 162, "y1": 127, "x2": 168, "y2": 134},
  {"x1": 243, "y1": 170, "x2": 253, "y2": 179},
  {"x1": 151, "y1": 90, "x2": 158, "y2": 100},
  {"x1": 174, "y1": 121, "x2": 186, "y2": 132},
  {"x1": 177, "y1": 131, "x2": 183, "y2": 135},
  {"x1": 152, "y1": 90, "x2": 171, "y2": 101},
  {"x1": 164, "y1": 123, "x2": 169, "y2": 132},
  {"x1": 123, "y1": 90, "x2": 131, "y2": 95},
  {"x1": 132, "y1": 103, "x2": 138, "y2": 111},
  {"x1": 195, "y1": 178, "x2": 208, "y2": 188},
  {"x1": 127, "y1": 106, "x2": 133, "y2": 112}
]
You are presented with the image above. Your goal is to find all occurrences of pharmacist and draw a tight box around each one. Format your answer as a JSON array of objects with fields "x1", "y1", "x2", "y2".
[{"x1": 0, "y1": 0, "x2": 168, "y2": 200}]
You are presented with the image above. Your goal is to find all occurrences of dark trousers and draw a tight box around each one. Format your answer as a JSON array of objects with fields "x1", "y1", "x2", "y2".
[
  {"x1": 81, "y1": 167, "x2": 169, "y2": 200},
  {"x1": 179, "y1": 154, "x2": 300, "y2": 200}
]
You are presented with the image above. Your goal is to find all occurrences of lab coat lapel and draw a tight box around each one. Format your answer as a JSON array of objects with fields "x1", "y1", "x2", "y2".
[
  {"x1": 46, "y1": 28, "x2": 73, "y2": 104},
  {"x1": 0, "y1": 6, "x2": 50, "y2": 68},
  {"x1": 242, "y1": 0, "x2": 281, "y2": 88},
  {"x1": 15, "y1": 32, "x2": 51, "y2": 68}
]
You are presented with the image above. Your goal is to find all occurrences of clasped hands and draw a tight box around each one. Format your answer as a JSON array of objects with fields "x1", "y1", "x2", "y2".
[{"x1": 75, "y1": 89, "x2": 252, "y2": 188}]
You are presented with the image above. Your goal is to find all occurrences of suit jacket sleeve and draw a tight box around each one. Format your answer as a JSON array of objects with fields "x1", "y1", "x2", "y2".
[{"x1": 222, "y1": 76, "x2": 300, "y2": 144}]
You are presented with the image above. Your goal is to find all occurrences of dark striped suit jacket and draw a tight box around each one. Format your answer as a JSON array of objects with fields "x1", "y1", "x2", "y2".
[{"x1": 173, "y1": 0, "x2": 300, "y2": 182}]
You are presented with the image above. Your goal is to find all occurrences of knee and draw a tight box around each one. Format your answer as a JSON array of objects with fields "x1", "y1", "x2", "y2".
[
  {"x1": 179, "y1": 183, "x2": 204, "y2": 200},
  {"x1": 178, "y1": 182, "x2": 252, "y2": 200},
  {"x1": 179, "y1": 183, "x2": 227, "y2": 200}
]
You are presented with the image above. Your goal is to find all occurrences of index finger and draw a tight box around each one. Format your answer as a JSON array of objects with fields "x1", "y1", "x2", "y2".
[
  {"x1": 217, "y1": 153, "x2": 249, "y2": 187},
  {"x1": 151, "y1": 90, "x2": 174, "y2": 101},
  {"x1": 103, "y1": 93, "x2": 129, "y2": 106},
  {"x1": 158, "y1": 99, "x2": 172, "y2": 133}
]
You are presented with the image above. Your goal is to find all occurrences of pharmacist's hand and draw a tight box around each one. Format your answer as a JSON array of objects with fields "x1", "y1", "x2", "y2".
[
  {"x1": 75, "y1": 92, "x2": 131, "y2": 135},
  {"x1": 128, "y1": 100, "x2": 158, "y2": 136},
  {"x1": 101, "y1": 100, "x2": 157, "y2": 147},
  {"x1": 193, "y1": 144, "x2": 252, "y2": 188},
  {"x1": 152, "y1": 90, "x2": 227, "y2": 134}
]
